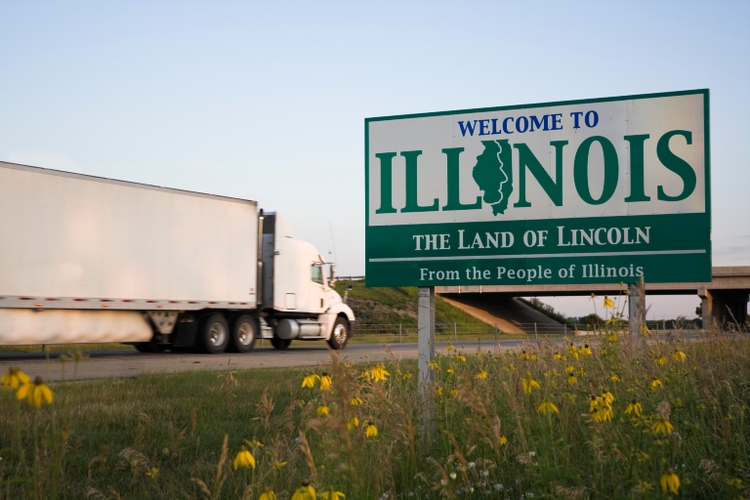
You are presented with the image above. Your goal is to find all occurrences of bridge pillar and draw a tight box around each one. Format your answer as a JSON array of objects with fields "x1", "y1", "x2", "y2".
[{"x1": 700, "y1": 288, "x2": 749, "y2": 330}]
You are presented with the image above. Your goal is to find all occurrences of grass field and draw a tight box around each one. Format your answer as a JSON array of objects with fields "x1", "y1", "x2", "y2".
[{"x1": 2, "y1": 327, "x2": 750, "y2": 499}]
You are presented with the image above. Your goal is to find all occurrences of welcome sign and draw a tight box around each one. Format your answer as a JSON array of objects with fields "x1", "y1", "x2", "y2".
[{"x1": 365, "y1": 90, "x2": 711, "y2": 287}]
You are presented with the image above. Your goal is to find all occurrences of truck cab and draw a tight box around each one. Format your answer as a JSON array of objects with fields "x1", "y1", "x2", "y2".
[{"x1": 259, "y1": 212, "x2": 355, "y2": 349}]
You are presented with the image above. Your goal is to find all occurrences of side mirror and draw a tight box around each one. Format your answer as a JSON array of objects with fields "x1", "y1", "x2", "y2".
[{"x1": 325, "y1": 262, "x2": 336, "y2": 287}]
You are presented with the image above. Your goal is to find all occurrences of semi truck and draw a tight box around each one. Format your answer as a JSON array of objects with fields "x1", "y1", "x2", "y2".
[{"x1": 0, "y1": 161, "x2": 355, "y2": 353}]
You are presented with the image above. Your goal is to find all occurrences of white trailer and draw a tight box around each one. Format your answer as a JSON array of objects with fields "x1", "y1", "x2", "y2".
[{"x1": 0, "y1": 161, "x2": 355, "y2": 353}]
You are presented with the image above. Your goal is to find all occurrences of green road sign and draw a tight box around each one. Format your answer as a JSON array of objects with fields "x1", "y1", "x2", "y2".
[{"x1": 365, "y1": 90, "x2": 711, "y2": 287}]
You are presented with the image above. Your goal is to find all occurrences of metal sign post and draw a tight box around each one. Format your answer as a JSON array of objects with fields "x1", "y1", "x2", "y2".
[
  {"x1": 418, "y1": 286, "x2": 435, "y2": 439},
  {"x1": 628, "y1": 279, "x2": 645, "y2": 342}
]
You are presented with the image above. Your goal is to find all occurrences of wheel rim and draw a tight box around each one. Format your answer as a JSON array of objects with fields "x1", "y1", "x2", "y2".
[
  {"x1": 333, "y1": 323, "x2": 347, "y2": 344},
  {"x1": 237, "y1": 322, "x2": 254, "y2": 346},
  {"x1": 209, "y1": 322, "x2": 227, "y2": 346}
]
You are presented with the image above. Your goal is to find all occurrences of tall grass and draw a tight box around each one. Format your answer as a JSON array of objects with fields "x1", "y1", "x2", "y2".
[{"x1": 1, "y1": 329, "x2": 749, "y2": 499}]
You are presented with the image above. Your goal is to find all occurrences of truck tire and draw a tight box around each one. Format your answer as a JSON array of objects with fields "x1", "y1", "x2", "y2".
[
  {"x1": 327, "y1": 317, "x2": 350, "y2": 350},
  {"x1": 200, "y1": 313, "x2": 230, "y2": 354},
  {"x1": 230, "y1": 314, "x2": 257, "y2": 353},
  {"x1": 271, "y1": 336, "x2": 291, "y2": 350}
]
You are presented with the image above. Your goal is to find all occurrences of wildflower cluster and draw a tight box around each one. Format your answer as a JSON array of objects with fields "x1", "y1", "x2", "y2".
[
  {"x1": 589, "y1": 391, "x2": 615, "y2": 422},
  {"x1": 6, "y1": 311, "x2": 750, "y2": 499}
]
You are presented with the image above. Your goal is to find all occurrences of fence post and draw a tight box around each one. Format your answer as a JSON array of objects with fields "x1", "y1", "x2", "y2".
[
  {"x1": 453, "y1": 322, "x2": 457, "y2": 341},
  {"x1": 494, "y1": 323, "x2": 498, "y2": 344},
  {"x1": 534, "y1": 322, "x2": 538, "y2": 340},
  {"x1": 399, "y1": 323, "x2": 402, "y2": 343},
  {"x1": 564, "y1": 324, "x2": 567, "y2": 336}
]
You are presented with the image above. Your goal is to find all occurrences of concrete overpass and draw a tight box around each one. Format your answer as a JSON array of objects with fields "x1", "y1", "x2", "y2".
[{"x1": 436, "y1": 266, "x2": 750, "y2": 329}]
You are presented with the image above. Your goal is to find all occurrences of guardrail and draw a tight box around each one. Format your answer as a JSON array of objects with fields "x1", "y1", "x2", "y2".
[{"x1": 353, "y1": 321, "x2": 703, "y2": 342}]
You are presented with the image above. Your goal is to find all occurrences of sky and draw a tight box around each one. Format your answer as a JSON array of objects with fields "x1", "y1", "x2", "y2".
[{"x1": 1, "y1": 1, "x2": 748, "y2": 320}]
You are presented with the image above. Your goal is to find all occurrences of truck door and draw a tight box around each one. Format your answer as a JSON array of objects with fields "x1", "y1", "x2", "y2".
[{"x1": 310, "y1": 261, "x2": 329, "y2": 314}]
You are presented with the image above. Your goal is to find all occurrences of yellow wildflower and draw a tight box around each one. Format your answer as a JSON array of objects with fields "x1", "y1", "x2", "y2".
[
  {"x1": 589, "y1": 395, "x2": 613, "y2": 422},
  {"x1": 449, "y1": 389, "x2": 458, "y2": 397},
  {"x1": 447, "y1": 367, "x2": 454, "y2": 374},
  {"x1": 302, "y1": 373, "x2": 320, "y2": 388},
  {"x1": 454, "y1": 354, "x2": 467, "y2": 362},
  {"x1": 568, "y1": 343, "x2": 579, "y2": 360},
  {"x1": 365, "y1": 421, "x2": 378, "y2": 438},
  {"x1": 1, "y1": 366, "x2": 30, "y2": 390},
  {"x1": 519, "y1": 351, "x2": 531, "y2": 360},
  {"x1": 273, "y1": 460, "x2": 288, "y2": 469},
  {"x1": 476, "y1": 370, "x2": 488, "y2": 380},
  {"x1": 577, "y1": 367, "x2": 585, "y2": 376},
  {"x1": 603, "y1": 296, "x2": 615, "y2": 309},
  {"x1": 651, "y1": 378, "x2": 663, "y2": 389},
  {"x1": 660, "y1": 470, "x2": 680, "y2": 494},
  {"x1": 233, "y1": 446, "x2": 256, "y2": 470},
  {"x1": 531, "y1": 354, "x2": 538, "y2": 361},
  {"x1": 565, "y1": 365, "x2": 574, "y2": 374},
  {"x1": 538, "y1": 401, "x2": 559, "y2": 415},
  {"x1": 672, "y1": 350, "x2": 687, "y2": 362},
  {"x1": 642, "y1": 325, "x2": 650, "y2": 334},
  {"x1": 435, "y1": 387, "x2": 443, "y2": 396},
  {"x1": 145, "y1": 467, "x2": 159, "y2": 479},
  {"x1": 320, "y1": 373, "x2": 332, "y2": 391},
  {"x1": 607, "y1": 333, "x2": 618, "y2": 342},
  {"x1": 726, "y1": 478, "x2": 744, "y2": 489},
  {"x1": 498, "y1": 435, "x2": 508, "y2": 445},
  {"x1": 347, "y1": 416, "x2": 359, "y2": 430},
  {"x1": 522, "y1": 374, "x2": 540, "y2": 394},
  {"x1": 589, "y1": 395, "x2": 602, "y2": 412},
  {"x1": 365, "y1": 364, "x2": 390, "y2": 382},
  {"x1": 652, "y1": 418, "x2": 674, "y2": 435},
  {"x1": 568, "y1": 375, "x2": 578, "y2": 385},
  {"x1": 402, "y1": 372, "x2": 413, "y2": 379},
  {"x1": 321, "y1": 488, "x2": 346, "y2": 500},
  {"x1": 15, "y1": 376, "x2": 53, "y2": 408},
  {"x1": 553, "y1": 353, "x2": 563, "y2": 360},
  {"x1": 635, "y1": 481, "x2": 654, "y2": 492},
  {"x1": 446, "y1": 343, "x2": 455, "y2": 351},
  {"x1": 317, "y1": 405, "x2": 330, "y2": 416},
  {"x1": 625, "y1": 400, "x2": 642, "y2": 417},
  {"x1": 427, "y1": 361, "x2": 439, "y2": 370},
  {"x1": 350, "y1": 396, "x2": 363, "y2": 406},
  {"x1": 581, "y1": 344, "x2": 593, "y2": 356},
  {"x1": 609, "y1": 374, "x2": 622, "y2": 383},
  {"x1": 657, "y1": 356, "x2": 667, "y2": 366},
  {"x1": 591, "y1": 406, "x2": 613, "y2": 422},
  {"x1": 292, "y1": 481, "x2": 316, "y2": 500},
  {"x1": 259, "y1": 490, "x2": 277, "y2": 500}
]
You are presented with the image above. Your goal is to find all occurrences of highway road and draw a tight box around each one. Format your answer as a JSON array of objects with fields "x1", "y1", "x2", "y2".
[
  {"x1": 1, "y1": 333, "x2": 701, "y2": 383},
  {"x1": 0, "y1": 339, "x2": 536, "y2": 382}
]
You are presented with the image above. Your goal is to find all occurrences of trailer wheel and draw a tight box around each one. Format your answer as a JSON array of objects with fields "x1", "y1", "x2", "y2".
[
  {"x1": 230, "y1": 315, "x2": 257, "y2": 353},
  {"x1": 270, "y1": 336, "x2": 291, "y2": 350},
  {"x1": 327, "y1": 317, "x2": 350, "y2": 350},
  {"x1": 200, "y1": 314, "x2": 230, "y2": 354}
]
